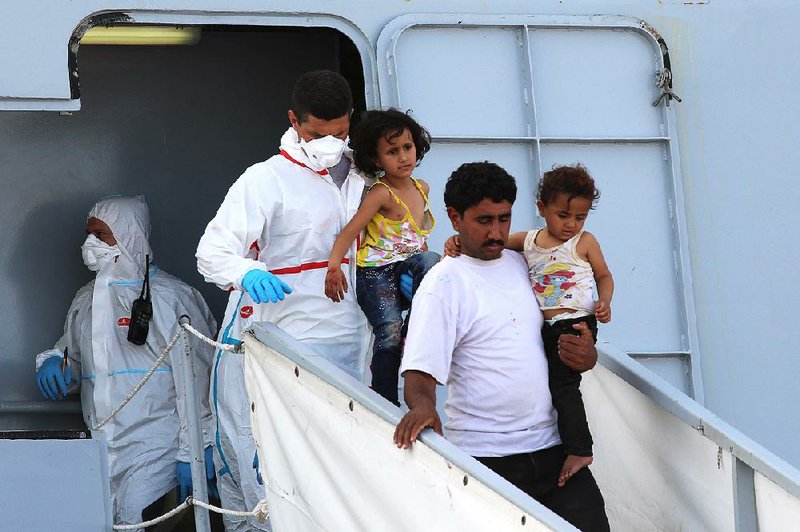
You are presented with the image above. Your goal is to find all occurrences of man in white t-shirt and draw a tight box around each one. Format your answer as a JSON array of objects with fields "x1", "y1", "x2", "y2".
[{"x1": 394, "y1": 162, "x2": 610, "y2": 531}]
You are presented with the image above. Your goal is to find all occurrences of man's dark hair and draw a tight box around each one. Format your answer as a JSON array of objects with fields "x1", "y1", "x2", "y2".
[
  {"x1": 537, "y1": 164, "x2": 600, "y2": 208},
  {"x1": 291, "y1": 70, "x2": 353, "y2": 122},
  {"x1": 350, "y1": 108, "x2": 431, "y2": 176},
  {"x1": 444, "y1": 162, "x2": 517, "y2": 215}
]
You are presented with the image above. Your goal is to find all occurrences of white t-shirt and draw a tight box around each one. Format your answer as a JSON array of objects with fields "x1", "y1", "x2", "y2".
[{"x1": 401, "y1": 250, "x2": 560, "y2": 457}]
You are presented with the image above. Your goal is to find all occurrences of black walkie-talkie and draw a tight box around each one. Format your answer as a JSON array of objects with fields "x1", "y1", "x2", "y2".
[{"x1": 127, "y1": 254, "x2": 152, "y2": 346}]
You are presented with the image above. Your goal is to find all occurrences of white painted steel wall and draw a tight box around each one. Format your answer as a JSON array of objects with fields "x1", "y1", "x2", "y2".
[{"x1": 1, "y1": 0, "x2": 799, "y2": 470}]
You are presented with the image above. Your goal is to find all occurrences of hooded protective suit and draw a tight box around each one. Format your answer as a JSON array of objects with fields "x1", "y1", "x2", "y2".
[
  {"x1": 35, "y1": 196, "x2": 217, "y2": 527},
  {"x1": 196, "y1": 128, "x2": 371, "y2": 531}
]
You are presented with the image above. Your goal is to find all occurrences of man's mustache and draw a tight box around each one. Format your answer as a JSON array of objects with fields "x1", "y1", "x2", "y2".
[{"x1": 482, "y1": 239, "x2": 504, "y2": 248}]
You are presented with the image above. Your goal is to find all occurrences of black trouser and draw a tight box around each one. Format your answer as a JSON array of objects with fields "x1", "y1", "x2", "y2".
[
  {"x1": 477, "y1": 445, "x2": 610, "y2": 532},
  {"x1": 541, "y1": 314, "x2": 597, "y2": 457}
]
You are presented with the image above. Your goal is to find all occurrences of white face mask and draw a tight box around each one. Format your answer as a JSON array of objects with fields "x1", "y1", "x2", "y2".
[
  {"x1": 81, "y1": 234, "x2": 120, "y2": 272},
  {"x1": 300, "y1": 135, "x2": 347, "y2": 171}
]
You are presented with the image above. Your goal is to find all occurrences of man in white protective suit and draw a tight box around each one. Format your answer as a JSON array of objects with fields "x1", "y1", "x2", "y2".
[
  {"x1": 196, "y1": 70, "x2": 371, "y2": 531},
  {"x1": 34, "y1": 195, "x2": 218, "y2": 529}
]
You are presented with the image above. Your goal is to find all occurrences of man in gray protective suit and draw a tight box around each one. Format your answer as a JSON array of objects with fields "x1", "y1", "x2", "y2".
[{"x1": 35, "y1": 195, "x2": 218, "y2": 527}]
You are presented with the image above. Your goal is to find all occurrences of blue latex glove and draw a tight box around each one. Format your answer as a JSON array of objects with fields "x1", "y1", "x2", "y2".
[
  {"x1": 177, "y1": 461, "x2": 192, "y2": 502},
  {"x1": 399, "y1": 272, "x2": 414, "y2": 303},
  {"x1": 205, "y1": 446, "x2": 219, "y2": 500},
  {"x1": 253, "y1": 451, "x2": 263, "y2": 486},
  {"x1": 242, "y1": 269, "x2": 293, "y2": 304},
  {"x1": 177, "y1": 448, "x2": 218, "y2": 502},
  {"x1": 36, "y1": 356, "x2": 71, "y2": 400}
]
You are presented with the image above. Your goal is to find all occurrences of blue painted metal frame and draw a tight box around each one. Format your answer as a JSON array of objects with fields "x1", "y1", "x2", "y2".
[
  {"x1": 732, "y1": 458, "x2": 758, "y2": 532},
  {"x1": 247, "y1": 322, "x2": 578, "y2": 531},
  {"x1": 376, "y1": 13, "x2": 704, "y2": 404}
]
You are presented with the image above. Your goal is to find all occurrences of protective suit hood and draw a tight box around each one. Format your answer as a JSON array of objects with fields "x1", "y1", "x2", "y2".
[{"x1": 88, "y1": 195, "x2": 153, "y2": 278}]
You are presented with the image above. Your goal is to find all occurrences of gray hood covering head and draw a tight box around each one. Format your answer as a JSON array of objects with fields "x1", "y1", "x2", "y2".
[{"x1": 88, "y1": 195, "x2": 153, "y2": 278}]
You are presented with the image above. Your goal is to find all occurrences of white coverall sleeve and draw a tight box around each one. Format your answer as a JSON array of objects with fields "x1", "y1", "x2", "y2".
[
  {"x1": 35, "y1": 291, "x2": 87, "y2": 394},
  {"x1": 196, "y1": 166, "x2": 280, "y2": 291},
  {"x1": 167, "y1": 290, "x2": 218, "y2": 462}
]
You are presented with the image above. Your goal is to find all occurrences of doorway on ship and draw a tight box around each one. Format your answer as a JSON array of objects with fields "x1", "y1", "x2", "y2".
[
  {"x1": 75, "y1": 24, "x2": 367, "y2": 532},
  {"x1": 71, "y1": 25, "x2": 367, "y2": 321}
]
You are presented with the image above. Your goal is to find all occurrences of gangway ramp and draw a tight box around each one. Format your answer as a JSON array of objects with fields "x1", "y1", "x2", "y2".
[
  {"x1": 244, "y1": 323, "x2": 800, "y2": 531},
  {"x1": 586, "y1": 343, "x2": 800, "y2": 531}
]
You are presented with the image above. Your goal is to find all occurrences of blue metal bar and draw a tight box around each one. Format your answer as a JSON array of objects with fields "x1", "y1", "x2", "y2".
[
  {"x1": 176, "y1": 316, "x2": 211, "y2": 532},
  {"x1": 733, "y1": 457, "x2": 758, "y2": 532},
  {"x1": 628, "y1": 351, "x2": 691, "y2": 357},
  {"x1": 431, "y1": 135, "x2": 671, "y2": 143},
  {"x1": 0, "y1": 401, "x2": 82, "y2": 414}
]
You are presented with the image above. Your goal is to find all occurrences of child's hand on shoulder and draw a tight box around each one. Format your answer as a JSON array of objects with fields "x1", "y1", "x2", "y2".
[
  {"x1": 443, "y1": 235, "x2": 461, "y2": 257},
  {"x1": 325, "y1": 267, "x2": 348, "y2": 303},
  {"x1": 595, "y1": 299, "x2": 611, "y2": 323}
]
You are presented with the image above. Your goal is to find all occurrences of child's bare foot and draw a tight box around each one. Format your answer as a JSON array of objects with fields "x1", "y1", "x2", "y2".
[{"x1": 559, "y1": 454, "x2": 593, "y2": 487}]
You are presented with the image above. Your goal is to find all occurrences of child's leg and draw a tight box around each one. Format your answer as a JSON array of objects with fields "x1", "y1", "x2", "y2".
[
  {"x1": 542, "y1": 315, "x2": 598, "y2": 485},
  {"x1": 356, "y1": 264, "x2": 406, "y2": 406},
  {"x1": 396, "y1": 251, "x2": 441, "y2": 335},
  {"x1": 402, "y1": 251, "x2": 442, "y2": 296}
]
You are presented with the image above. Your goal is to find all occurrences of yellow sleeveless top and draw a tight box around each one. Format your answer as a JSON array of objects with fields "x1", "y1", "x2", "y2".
[{"x1": 356, "y1": 178, "x2": 435, "y2": 267}]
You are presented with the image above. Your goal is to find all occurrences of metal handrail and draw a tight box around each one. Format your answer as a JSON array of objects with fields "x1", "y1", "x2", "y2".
[{"x1": 597, "y1": 341, "x2": 800, "y2": 500}]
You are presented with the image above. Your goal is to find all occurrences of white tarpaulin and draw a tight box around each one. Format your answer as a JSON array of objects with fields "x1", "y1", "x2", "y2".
[{"x1": 242, "y1": 323, "x2": 574, "y2": 532}]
